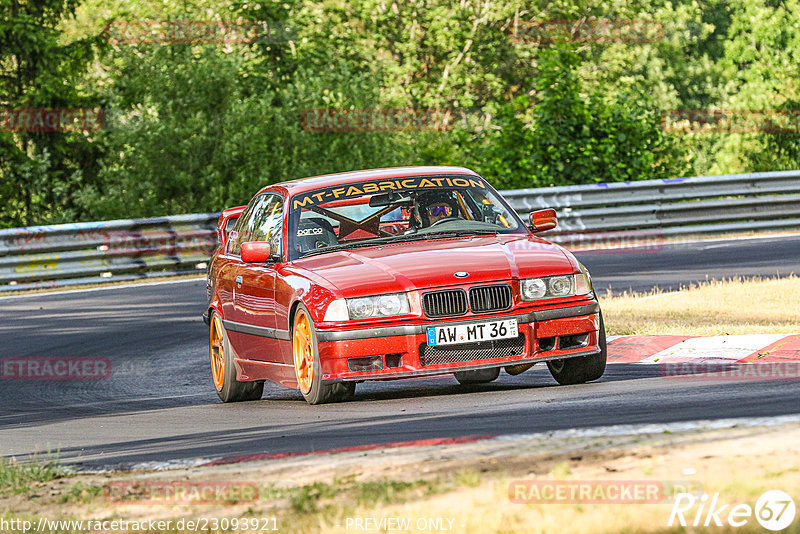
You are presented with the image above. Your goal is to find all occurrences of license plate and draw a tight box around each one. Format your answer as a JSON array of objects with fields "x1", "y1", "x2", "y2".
[{"x1": 427, "y1": 319, "x2": 518, "y2": 347}]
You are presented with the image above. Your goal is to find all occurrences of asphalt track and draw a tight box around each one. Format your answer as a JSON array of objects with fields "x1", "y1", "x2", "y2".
[{"x1": 1, "y1": 234, "x2": 798, "y2": 469}]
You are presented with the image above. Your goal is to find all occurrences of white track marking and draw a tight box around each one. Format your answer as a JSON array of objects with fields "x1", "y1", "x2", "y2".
[
  {"x1": 637, "y1": 334, "x2": 791, "y2": 364},
  {"x1": 0, "y1": 277, "x2": 205, "y2": 300},
  {"x1": 495, "y1": 413, "x2": 800, "y2": 441},
  {"x1": 571, "y1": 231, "x2": 800, "y2": 252}
]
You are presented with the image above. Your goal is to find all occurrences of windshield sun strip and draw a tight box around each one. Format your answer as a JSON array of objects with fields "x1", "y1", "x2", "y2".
[{"x1": 295, "y1": 230, "x2": 507, "y2": 258}]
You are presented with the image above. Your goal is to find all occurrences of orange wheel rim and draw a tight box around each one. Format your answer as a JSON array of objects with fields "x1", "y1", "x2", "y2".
[
  {"x1": 293, "y1": 310, "x2": 314, "y2": 394},
  {"x1": 210, "y1": 315, "x2": 225, "y2": 391}
]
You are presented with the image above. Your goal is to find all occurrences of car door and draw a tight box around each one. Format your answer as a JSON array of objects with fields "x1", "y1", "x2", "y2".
[
  {"x1": 226, "y1": 193, "x2": 285, "y2": 363},
  {"x1": 217, "y1": 198, "x2": 259, "y2": 339}
]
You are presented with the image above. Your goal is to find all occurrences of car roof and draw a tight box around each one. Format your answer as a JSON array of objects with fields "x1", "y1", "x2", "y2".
[{"x1": 257, "y1": 166, "x2": 482, "y2": 197}]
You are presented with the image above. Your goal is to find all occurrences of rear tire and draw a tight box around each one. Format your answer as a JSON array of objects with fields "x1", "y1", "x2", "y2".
[
  {"x1": 209, "y1": 311, "x2": 264, "y2": 402},
  {"x1": 292, "y1": 304, "x2": 355, "y2": 404},
  {"x1": 455, "y1": 367, "x2": 500, "y2": 384},
  {"x1": 547, "y1": 311, "x2": 607, "y2": 385}
]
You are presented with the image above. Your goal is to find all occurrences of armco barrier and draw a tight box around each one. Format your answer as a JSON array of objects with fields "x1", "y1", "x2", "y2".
[
  {"x1": 503, "y1": 170, "x2": 800, "y2": 246},
  {"x1": 2, "y1": 170, "x2": 799, "y2": 291},
  {"x1": 0, "y1": 214, "x2": 218, "y2": 291}
]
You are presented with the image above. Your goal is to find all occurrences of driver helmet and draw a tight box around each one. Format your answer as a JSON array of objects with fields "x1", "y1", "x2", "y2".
[{"x1": 412, "y1": 190, "x2": 459, "y2": 227}]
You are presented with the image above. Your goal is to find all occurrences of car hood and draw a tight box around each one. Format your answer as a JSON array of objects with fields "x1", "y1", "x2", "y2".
[{"x1": 289, "y1": 234, "x2": 576, "y2": 297}]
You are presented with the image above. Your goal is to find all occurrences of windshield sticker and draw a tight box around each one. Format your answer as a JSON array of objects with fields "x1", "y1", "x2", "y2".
[{"x1": 291, "y1": 176, "x2": 486, "y2": 210}]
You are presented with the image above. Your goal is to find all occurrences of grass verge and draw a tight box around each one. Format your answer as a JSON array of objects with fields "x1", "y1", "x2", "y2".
[
  {"x1": 0, "y1": 456, "x2": 69, "y2": 497},
  {"x1": 602, "y1": 275, "x2": 800, "y2": 336},
  {"x1": 2, "y1": 424, "x2": 799, "y2": 533}
]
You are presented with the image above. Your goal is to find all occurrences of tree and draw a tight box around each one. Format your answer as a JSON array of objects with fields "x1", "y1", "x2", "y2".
[
  {"x1": 0, "y1": 0, "x2": 103, "y2": 227},
  {"x1": 478, "y1": 46, "x2": 688, "y2": 189}
]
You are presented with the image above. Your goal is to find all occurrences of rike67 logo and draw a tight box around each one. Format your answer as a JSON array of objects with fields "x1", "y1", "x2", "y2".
[{"x1": 669, "y1": 490, "x2": 796, "y2": 531}]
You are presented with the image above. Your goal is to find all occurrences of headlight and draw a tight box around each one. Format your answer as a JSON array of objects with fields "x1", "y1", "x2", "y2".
[
  {"x1": 520, "y1": 278, "x2": 547, "y2": 300},
  {"x1": 323, "y1": 299, "x2": 349, "y2": 321},
  {"x1": 323, "y1": 293, "x2": 410, "y2": 321},
  {"x1": 549, "y1": 275, "x2": 573, "y2": 296},
  {"x1": 575, "y1": 262, "x2": 593, "y2": 295},
  {"x1": 521, "y1": 269, "x2": 593, "y2": 301}
]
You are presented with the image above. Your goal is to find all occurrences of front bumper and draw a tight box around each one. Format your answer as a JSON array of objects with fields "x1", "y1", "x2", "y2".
[{"x1": 316, "y1": 302, "x2": 601, "y2": 382}]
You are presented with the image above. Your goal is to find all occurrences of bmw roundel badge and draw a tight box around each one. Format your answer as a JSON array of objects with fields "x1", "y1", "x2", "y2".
[{"x1": 454, "y1": 271, "x2": 469, "y2": 278}]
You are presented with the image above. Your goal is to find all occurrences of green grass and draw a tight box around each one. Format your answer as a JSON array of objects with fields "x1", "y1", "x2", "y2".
[
  {"x1": 58, "y1": 482, "x2": 102, "y2": 504},
  {"x1": 285, "y1": 478, "x2": 438, "y2": 514},
  {"x1": 289, "y1": 481, "x2": 340, "y2": 513},
  {"x1": 354, "y1": 479, "x2": 437, "y2": 506},
  {"x1": 0, "y1": 456, "x2": 68, "y2": 496}
]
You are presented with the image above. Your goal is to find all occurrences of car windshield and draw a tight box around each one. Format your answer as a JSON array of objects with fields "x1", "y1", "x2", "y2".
[{"x1": 287, "y1": 174, "x2": 525, "y2": 260}]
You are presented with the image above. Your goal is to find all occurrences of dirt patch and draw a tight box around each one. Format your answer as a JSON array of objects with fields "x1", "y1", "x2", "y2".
[{"x1": 3, "y1": 418, "x2": 799, "y2": 533}]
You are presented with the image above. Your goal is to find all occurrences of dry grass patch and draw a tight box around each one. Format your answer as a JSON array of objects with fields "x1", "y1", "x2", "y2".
[
  {"x1": 3, "y1": 424, "x2": 800, "y2": 533},
  {"x1": 601, "y1": 276, "x2": 800, "y2": 336},
  {"x1": 315, "y1": 426, "x2": 800, "y2": 534}
]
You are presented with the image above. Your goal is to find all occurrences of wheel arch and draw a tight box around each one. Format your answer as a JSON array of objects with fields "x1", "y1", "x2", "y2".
[
  {"x1": 205, "y1": 304, "x2": 222, "y2": 326},
  {"x1": 288, "y1": 299, "x2": 305, "y2": 329}
]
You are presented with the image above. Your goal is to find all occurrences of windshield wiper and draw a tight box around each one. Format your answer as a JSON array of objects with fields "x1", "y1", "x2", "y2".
[
  {"x1": 298, "y1": 230, "x2": 498, "y2": 258},
  {"x1": 298, "y1": 237, "x2": 396, "y2": 258},
  {"x1": 423, "y1": 229, "x2": 498, "y2": 238}
]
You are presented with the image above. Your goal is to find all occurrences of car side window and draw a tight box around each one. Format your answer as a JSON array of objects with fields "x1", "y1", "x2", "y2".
[
  {"x1": 227, "y1": 201, "x2": 256, "y2": 256},
  {"x1": 227, "y1": 194, "x2": 284, "y2": 258},
  {"x1": 250, "y1": 195, "x2": 284, "y2": 259}
]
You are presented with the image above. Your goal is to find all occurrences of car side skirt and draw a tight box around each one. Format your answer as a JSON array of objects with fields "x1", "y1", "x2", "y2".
[{"x1": 222, "y1": 319, "x2": 291, "y2": 341}]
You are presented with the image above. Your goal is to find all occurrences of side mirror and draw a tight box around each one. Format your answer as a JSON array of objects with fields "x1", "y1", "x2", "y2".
[
  {"x1": 528, "y1": 209, "x2": 557, "y2": 232},
  {"x1": 241, "y1": 241, "x2": 274, "y2": 263}
]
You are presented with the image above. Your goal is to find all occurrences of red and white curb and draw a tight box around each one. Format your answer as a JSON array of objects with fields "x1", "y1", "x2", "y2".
[{"x1": 608, "y1": 333, "x2": 800, "y2": 364}]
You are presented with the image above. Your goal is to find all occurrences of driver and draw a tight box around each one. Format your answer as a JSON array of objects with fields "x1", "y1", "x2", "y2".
[{"x1": 412, "y1": 190, "x2": 461, "y2": 228}]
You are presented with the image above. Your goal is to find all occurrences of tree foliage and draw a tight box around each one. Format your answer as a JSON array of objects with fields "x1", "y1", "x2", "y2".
[
  {"x1": 2, "y1": 0, "x2": 799, "y2": 225},
  {"x1": 0, "y1": 0, "x2": 103, "y2": 227},
  {"x1": 479, "y1": 47, "x2": 688, "y2": 189}
]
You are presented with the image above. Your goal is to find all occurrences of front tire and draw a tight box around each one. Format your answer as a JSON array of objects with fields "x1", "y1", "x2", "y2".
[
  {"x1": 209, "y1": 312, "x2": 264, "y2": 402},
  {"x1": 547, "y1": 312, "x2": 607, "y2": 385},
  {"x1": 454, "y1": 367, "x2": 500, "y2": 384},
  {"x1": 292, "y1": 305, "x2": 355, "y2": 405}
]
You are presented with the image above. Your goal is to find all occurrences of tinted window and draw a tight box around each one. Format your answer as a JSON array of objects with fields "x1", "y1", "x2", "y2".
[
  {"x1": 227, "y1": 194, "x2": 284, "y2": 257},
  {"x1": 286, "y1": 174, "x2": 524, "y2": 261}
]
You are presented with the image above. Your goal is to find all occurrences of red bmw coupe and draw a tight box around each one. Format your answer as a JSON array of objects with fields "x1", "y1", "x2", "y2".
[{"x1": 204, "y1": 166, "x2": 606, "y2": 404}]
